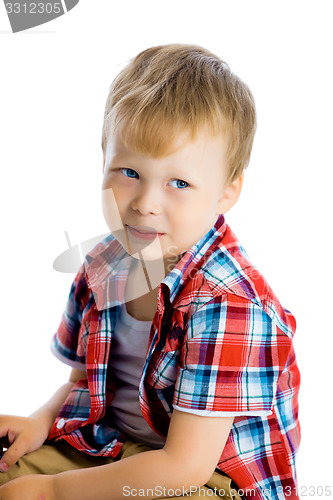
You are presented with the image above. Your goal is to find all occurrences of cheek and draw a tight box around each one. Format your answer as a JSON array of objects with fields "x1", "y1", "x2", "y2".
[
  {"x1": 172, "y1": 200, "x2": 201, "y2": 221},
  {"x1": 102, "y1": 181, "x2": 131, "y2": 210},
  {"x1": 168, "y1": 198, "x2": 216, "y2": 234},
  {"x1": 101, "y1": 188, "x2": 127, "y2": 232},
  {"x1": 102, "y1": 172, "x2": 129, "y2": 192}
]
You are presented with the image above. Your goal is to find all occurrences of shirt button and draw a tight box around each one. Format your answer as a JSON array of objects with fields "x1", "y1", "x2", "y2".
[{"x1": 56, "y1": 418, "x2": 66, "y2": 429}]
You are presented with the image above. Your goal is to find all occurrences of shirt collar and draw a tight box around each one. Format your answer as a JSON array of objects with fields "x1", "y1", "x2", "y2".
[
  {"x1": 84, "y1": 236, "x2": 132, "y2": 310},
  {"x1": 160, "y1": 214, "x2": 227, "y2": 306}
]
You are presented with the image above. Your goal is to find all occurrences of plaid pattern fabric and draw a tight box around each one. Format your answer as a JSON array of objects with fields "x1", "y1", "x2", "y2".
[{"x1": 49, "y1": 215, "x2": 300, "y2": 500}]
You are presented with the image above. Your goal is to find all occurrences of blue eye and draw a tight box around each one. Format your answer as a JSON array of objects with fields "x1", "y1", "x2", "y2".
[
  {"x1": 120, "y1": 168, "x2": 139, "y2": 179},
  {"x1": 169, "y1": 179, "x2": 189, "y2": 189}
]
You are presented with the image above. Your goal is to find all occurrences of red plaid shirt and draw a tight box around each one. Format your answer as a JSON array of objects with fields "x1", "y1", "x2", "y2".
[{"x1": 49, "y1": 215, "x2": 300, "y2": 499}]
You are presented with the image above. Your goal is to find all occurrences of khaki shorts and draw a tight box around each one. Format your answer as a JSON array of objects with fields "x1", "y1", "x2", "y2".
[{"x1": 0, "y1": 440, "x2": 243, "y2": 499}]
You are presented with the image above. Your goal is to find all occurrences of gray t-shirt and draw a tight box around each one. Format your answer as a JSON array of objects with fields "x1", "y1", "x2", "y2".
[{"x1": 108, "y1": 303, "x2": 166, "y2": 448}]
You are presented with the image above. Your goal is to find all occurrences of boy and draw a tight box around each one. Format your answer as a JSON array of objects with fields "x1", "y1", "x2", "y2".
[{"x1": 0, "y1": 44, "x2": 300, "y2": 500}]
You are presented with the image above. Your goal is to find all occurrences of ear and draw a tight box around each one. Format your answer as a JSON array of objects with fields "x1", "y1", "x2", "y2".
[
  {"x1": 102, "y1": 154, "x2": 105, "y2": 174},
  {"x1": 217, "y1": 173, "x2": 244, "y2": 215}
]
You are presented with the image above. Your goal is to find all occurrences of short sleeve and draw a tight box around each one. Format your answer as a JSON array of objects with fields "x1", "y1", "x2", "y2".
[
  {"x1": 50, "y1": 263, "x2": 94, "y2": 369},
  {"x1": 173, "y1": 293, "x2": 292, "y2": 417}
]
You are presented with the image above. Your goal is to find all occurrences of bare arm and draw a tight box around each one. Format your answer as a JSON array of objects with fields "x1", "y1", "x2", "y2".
[
  {"x1": 52, "y1": 409, "x2": 234, "y2": 500},
  {"x1": 0, "y1": 368, "x2": 85, "y2": 471}
]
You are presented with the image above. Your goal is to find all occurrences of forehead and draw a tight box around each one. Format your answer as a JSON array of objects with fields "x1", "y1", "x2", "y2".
[{"x1": 105, "y1": 125, "x2": 228, "y2": 164}]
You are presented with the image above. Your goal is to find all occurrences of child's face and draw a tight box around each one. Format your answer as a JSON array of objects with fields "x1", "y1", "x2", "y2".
[{"x1": 102, "y1": 127, "x2": 239, "y2": 272}]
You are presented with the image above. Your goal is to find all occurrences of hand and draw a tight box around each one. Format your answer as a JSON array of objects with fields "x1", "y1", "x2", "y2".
[
  {"x1": 0, "y1": 415, "x2": 50, "y2": 472},
  {"x1": 0, "y1": 474, "x2": 55, "y2": 500}
]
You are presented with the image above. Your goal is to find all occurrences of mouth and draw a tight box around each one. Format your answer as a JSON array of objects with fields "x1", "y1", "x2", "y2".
[{"x1": 126, "y1": 225, "x2": 165, "y2": 240}]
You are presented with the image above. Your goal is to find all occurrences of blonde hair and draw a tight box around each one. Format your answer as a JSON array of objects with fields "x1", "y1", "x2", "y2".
[{"x1": 101, "y1": 44, "x2": 257, "y2": 185}]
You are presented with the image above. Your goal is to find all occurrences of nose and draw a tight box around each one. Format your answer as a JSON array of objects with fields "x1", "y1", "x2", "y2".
[{"x1": 131, "y1": 183, "x2": 162, "y2": 216}]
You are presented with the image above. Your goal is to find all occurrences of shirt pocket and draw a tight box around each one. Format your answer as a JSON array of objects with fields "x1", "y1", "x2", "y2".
[{"x1": 146, "y1": 349, "x2": 179, "y2": 390}]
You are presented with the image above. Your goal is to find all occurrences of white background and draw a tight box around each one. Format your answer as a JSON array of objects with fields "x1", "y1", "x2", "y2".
[{"x1": 0, "y1": 0, "x2": 332, "y2": 494}]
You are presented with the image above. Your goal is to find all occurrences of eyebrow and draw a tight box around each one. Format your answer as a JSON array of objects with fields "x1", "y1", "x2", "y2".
[
  {"x1": 109, "y1": 152, "x2": 136, "y2": 162},
  {"x1": 106, "y1": 153, "x2": 140, "y2": 170}
]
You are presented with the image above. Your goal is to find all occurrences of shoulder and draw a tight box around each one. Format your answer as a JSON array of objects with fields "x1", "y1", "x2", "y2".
[
  {"x1": 202, "y1": 224, "x2": 266, "y2": 303},
  {"x1": 64, "y1": 233, "x2": 120, "y2": 311},
  {"x1": 178, "y1": 224, "x2": 296, "y2": 339}
]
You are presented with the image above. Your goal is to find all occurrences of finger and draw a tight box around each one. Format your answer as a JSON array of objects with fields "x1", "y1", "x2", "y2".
[
  {"x1": 0, "y1": 425, "x2": 10, "y2": 440},
  {"x1": 0, "y1": 434, "x2": 28, "y2": 472}
]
